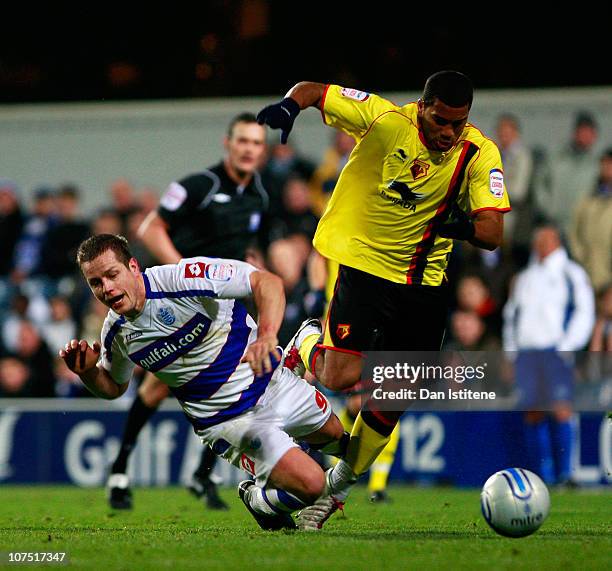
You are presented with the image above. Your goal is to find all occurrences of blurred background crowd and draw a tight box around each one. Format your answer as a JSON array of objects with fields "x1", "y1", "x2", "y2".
[{"x1": 0, "y1": 108, "x2": 610, "y2": 399}]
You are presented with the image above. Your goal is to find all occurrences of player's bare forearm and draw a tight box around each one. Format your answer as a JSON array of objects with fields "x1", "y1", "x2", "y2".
[
  {"x1": 470, "y1": 210, "x2": 504, "y2": 250},
  {"x1": 80, "y1": 365, "x2": 129, "y2": 400},
  {"x1": 59, "y1": 339, "x2": 128, "y2": 400},
  {"x1": 285, "y1": 82, "x2": 327, "y2": 111},
  {"x1": 243, "y1": 270, "x2": 285, "y2": 374},
  {"x1": 137, "y1": 211, "x2": 182, "y2": 264},
  {"x1": 250, "y1": 270, "x2": 285, "y2": 340}
]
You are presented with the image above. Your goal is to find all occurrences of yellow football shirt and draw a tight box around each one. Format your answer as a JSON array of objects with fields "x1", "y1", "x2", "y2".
[{"x1": 313, "y1": 85, "x2": 511, "y2": 286}]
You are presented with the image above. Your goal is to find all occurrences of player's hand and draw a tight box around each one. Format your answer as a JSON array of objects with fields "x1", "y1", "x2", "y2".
[
  {"x1": 59, "y1": 339, "x2": 101, "y2": 374},
  {"x1": 256, "y1": 97, "x2": 301, "y2": 144},
  {"x1": 438, "y1": 204, "x2": 475, "y2": 241},
  {"x1": 241, "y1": 335, "x2": 281, "y2": 377}
]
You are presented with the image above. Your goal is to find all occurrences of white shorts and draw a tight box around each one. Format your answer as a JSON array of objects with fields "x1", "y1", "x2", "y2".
[{"x1": 196, "y1": 367, "x2": 332, "y2": 486}]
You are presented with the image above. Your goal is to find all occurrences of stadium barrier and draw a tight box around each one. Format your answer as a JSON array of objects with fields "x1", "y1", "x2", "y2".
[{"x1": 0, "y1": 400, "x2": 609, "y2": 487}]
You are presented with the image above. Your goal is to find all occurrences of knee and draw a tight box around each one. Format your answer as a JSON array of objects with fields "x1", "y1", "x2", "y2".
[
  {"x1": 321, "y1": 367, "x2": 360, "y2": 392},
  {"x1": 298, "y1": 470, "x2": 326, "y2": 504},
  {"x1": 139, "y1": 380, "x2": 169, "y2": 407}
]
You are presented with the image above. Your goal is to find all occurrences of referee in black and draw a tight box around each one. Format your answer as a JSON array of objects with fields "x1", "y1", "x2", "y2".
[{"x1": 107, "y1": 112, "x2": 270, "y2": 510}]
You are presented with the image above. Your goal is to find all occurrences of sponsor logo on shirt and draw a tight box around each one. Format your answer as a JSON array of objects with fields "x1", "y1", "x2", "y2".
[
  {"x1": 129, "y1": 313, "x2": 212, "y2": 372},
  {"x1": 205, "y1": 263, "x2": 234, "y2": 282},
  {"x1": 380, "y1": 180, "x2": 425, "y2": 212},
  {"x1": 489, "y1": 169, "x2": 504, "y2": 198},
  {"x1": 126, "y1": 331, "x2": 143, "y2": 342},
  {"x1": 340, "y1": 87, "x2": 370, "y2": 102},
  {"x1": 157, "y1": 306, "x2": 176, "y2": 326},
  {"x1": 185, "y1": 262, "x2": 206, "y2": 278}
]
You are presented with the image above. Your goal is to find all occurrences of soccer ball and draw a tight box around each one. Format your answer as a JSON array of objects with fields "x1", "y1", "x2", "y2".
[{"x1": 480, "y1": 468, "x2": 550, "y2": 538}]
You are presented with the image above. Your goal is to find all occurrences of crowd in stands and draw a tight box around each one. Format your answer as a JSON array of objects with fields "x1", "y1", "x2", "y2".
[{"x1": 0, "y1": 111, "x2": 610, "y2": 400}]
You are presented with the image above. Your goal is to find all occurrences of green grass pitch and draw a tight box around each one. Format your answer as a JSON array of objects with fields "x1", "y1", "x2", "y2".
[{"x1": 0, "y1": 485, "x2": 609, "y2": 570}]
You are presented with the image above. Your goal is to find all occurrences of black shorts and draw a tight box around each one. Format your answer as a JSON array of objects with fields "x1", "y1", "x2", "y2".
[{"x1": 322, "y1": 265, "x2": 449, "y2": 353}]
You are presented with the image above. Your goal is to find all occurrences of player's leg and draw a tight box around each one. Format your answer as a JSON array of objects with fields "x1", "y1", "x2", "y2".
[
  {"x1": 107, "y1": 372, "x2": 169, "y2": 509},
  {"x1": 284, "y1": 267, "x2": 394, "y2": 509},
  {"x1": 240, "y1": 419, "x2": 347, "y2": 531},
  {"x1": 187, "y1": 446, "x2": 229, "y2": 510},
  {"x1": 236, "y1": 369, "x2": 345, "y2": 530},
  {"x1": 337, "y1": 391, "x2": 398, "y2": 502},
  {"x1": 238, "y1": 447, "x2": 329, "y2": 531},
  {"x1": 517, "y1": 351, "x2": 555, "y2": 484},
  {"x1": 304, "y1": 281, "x2": 449, "y2": 525},
  {"x1": 368, "y1": 423, "x2": 400, "y2": 502},
  {"x1": 546, "y1": 351, "x2": 576, "y2": 486}
]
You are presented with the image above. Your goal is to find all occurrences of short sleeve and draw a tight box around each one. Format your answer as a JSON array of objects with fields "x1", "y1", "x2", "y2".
[
  {"x1": 321, "y1": 85, "x2": 398, "y2": 141},
  {"x1": 99, "y1": 315, "x2": 135, "y2": 385},
  {"x1": 467, "y1": 140, "x2": 512, "y2": 215},
  {"x1": 176, "y1": 257, "x2": 257, "y2": 299}
]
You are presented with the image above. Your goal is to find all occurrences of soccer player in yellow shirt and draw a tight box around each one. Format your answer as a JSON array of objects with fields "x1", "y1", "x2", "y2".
[{"x1": 258, "y1": 71, "x2": 510, "y2": 529}]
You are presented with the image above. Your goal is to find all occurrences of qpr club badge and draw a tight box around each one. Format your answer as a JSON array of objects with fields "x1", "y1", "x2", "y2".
[{"x1": 157, "y1": 305, "x2": 176, "y2": 326}]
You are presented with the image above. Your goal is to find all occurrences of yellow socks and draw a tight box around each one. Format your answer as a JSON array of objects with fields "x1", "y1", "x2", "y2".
[
  {"x1": 345, "y1": 412, "x2": 392, "y2": 476},
  {"x1": 298, "y1": 333, "x2": 320, "y2": 373},
  {"x1": 368, "y1": 424, "x2": 400, "y2": 492}
]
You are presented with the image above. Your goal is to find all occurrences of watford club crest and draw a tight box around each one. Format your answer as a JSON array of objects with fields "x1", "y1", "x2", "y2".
[
  {"x1": 410, "y1": 159, "x2": 430, "y2": 180},
  {"x1": 336, "y1": 324, "x2": 351, "y2": 340}
]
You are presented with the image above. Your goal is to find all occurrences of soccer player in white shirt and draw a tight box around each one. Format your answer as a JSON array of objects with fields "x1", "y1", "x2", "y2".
[{"x1": 60, "y1": 234, "x2": 345, "y2": 530}]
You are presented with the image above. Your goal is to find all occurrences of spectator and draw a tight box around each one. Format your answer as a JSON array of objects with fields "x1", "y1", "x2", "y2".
[
  {"x1": 40, "y1": 296, "x2": 77, "y2": 354},
  {"x1": 453, "y1": 242, "x2": 517, "y2": 308},
  {"x1": 109, "y1": 178, "x2": 139, "y2": 234},
  {"x1": 503, "y1": 224, "x2": 595, "y2": 485},
  {"x1": 309, "y1": 131, "x2": 356, "y2": 217},
  {"x1": 0, "y1": 357, "x2": 33, "y2": 397},
  {"x1": 260, "y1": 143, "x2": 315, "y2": 220},
  {"x1": 495, "y1": 114, "x2": 534, "y2": 261},
  {"x1": 125, "y1": 210, "x2": 157, "y2": 269},
  {"x1": 91, "y1": 209, "x2": 122, "y2": 236},
  {"x1": 0, "y1": 180, "x2": 25, "y2": 305},
  {"x1": 5, "y1": 321, "x2": 56, "y2": 397},
  {"x1": 78, "y1": 297, "x2": 108, "y2": 346},
  {"x1": 570, "y1": 148, "x2": 612, "y2": 292},
  {"x1": 138, "y1": 187, "x2": 159, "y2": 214},
  {"x1": 38, "y1": 184, "x2": 91, "y2": 319},
  {"x1": 590, "y1": 283, "x2": 612, "y2": 353},
  {"x1": 11, "y1": 186, "x2": 58, "y2": 289},
  {"x1": 268, "y1": 177, "x2": 320, "y2": 343},
  {"x1": 456, "y1": 274, "x2": 501, "y2": 337},
  {"x1": 39, "y1": 184, "x2": 90, "y2": 281},
  {"x1": 269, "y1": 176, "x2": 319, "y2": 244},
  {"x1": 535, "y1": 112, "x2": 600, "y2": 238},
  {"x1": 445, "y1": 310, "x2": 500, "y2": 351},
  {"x1": 587, "y1": 284, "x2": 612, "y2": 408},
  {"x1": 1, "y1": 293, "x2": 50, "y2": 354}
]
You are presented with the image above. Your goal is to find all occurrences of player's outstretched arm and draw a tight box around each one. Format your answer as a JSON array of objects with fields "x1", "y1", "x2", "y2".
[
  {"x1": 59, "y1": 339, "x2": 129, "y2": 400},
  {"x1": 257, "y1": 82, "x2": 326, "y2": 144},
  {"x1": 241, "y1": 270, "x2": 285, "y2": 376}
]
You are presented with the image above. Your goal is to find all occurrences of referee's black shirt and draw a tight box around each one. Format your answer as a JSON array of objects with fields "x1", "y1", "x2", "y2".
[{"x1": 158, "y1": 162, "x2": 269, "y2": 260}]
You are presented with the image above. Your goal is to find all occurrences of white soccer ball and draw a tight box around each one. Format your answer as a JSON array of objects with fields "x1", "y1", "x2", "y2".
[{"x1": 480, "y1": 468, "x2": 550, "y2": 538}]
